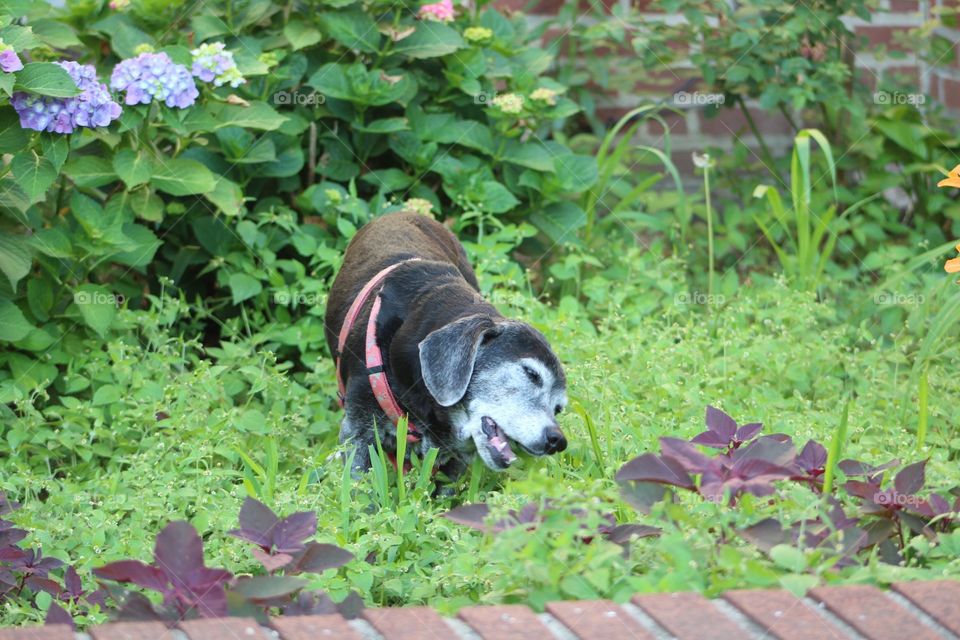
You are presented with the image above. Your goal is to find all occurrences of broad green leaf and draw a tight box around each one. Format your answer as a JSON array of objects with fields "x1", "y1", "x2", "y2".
[
  {"x1": 191, "y1": 14, "x2": 231, "y2": 41},
  {"x1": 392, "y1": 21, "x2": 464, "y2": 59},
  {"x1": 0, "y1": 108, "x2": 29, "y2": 154},
  {"x1": 308, "y1": 63, "x2": 414, "y2": 107},
  {"x1": 354, "y1": 117, "x2": 410, "y2": 133},
  {"x1": 0, "y1": 233, "x2": 31, "y2": 290},
  {"x1": 73, "y1": 284, "x2": 116, "y2": 338},
  {"x1": 0, "y1": 300, "x2": 33, "y2": 342},
  {"x1": 554, "y1": 154, "x2": 599, "y2": 192},
  {"x1": 40, "y1": 135, "x2": 70, "y2": 173},
  {"x1": 151, "y1": 158, "x2": 216, "y2": 196},
  {"x1": 27, "y1": 277, "x2": 53, "y2": 322},
  {"x1": 92, "y1": 384, "x2": 121, "y2": 407},
  {"x1": 529, "y1": 201, "x2": 586, "y2": 244},
  {"x1": 318, "y1": 9, "x2": 380, "y2": 53},
  {"x1": 111, "y1": 224, "x2": 161, "y2": 269},
  {"x1": 502, "y1": 139, "x2": 564, "y2": 172},
  {"x1": 30, "y1": 228, "x2": 71, "y2": 258},
  {"x1": 477, "y1": 181, "x2": 519, "y2": 214},
  {"x1": 31, "y1": 19, "x2": 82, "y2": 48},
  {"x1": 130, "y1": 188, "x2": 164, "y2": 222},
  {"x1": 211, "y1": 102, "x2": 288, "y2": 131},
  {"x1": 284, "y1": 20, "x2": 322, "y2": 50},
  {"x1": 229, "y1": 273, "x2": 262, "y2": 304},
  {"x1": 64, "y1": 155, "x2": 117, "y2": 188},
  {"x1": 12, "y1": 150, "x2": 57, "y2": 204},
  {"x1": 14, "y1": 62, "x2": 81, "y2": 97},
  {"x1": 0, "y1": 25, "x2": 40, "y2": 50},
  {"x1": 204, "y1": 177, "x2": 245, "y2": 217},
  {"x1": 113, "y1": 149, "x2": 153, "y2": 188}
]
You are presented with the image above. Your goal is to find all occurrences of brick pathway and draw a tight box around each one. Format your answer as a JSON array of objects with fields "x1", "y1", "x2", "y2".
[{"x1": 0, "y1": 580, "x2": 958, "y2": 639}]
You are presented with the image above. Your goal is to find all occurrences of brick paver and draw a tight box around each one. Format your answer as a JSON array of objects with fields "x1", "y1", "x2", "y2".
[
  {"x1": 178, "y1": 617, "x2": 270, "y2": 640},
  {"x1": 892, "y1": 580, "x2": 960, "y2": 636},
  {"x1": 271, "y1": 614, "x2": 362, "y2": 640},
  {"x1": 632, "y1": 592, "x2": 747, "y2": 639},
  {"x1": 89, "y1": 622, "x2": 174, "y2": 640},
  {"x1": 546, "y1": 600, "x2": 654, "y2": 640},
  {"x1": 363, "y1": 606, "x2": 457, "y2": 640},
  {"x1": 1, "y1": 581, "x2": 959, "y2": 639},
  {"x1": 809, "y1": 585, "x2": 941, "y2": 640},
  {"x1": 0, "y1": 627, "x2": 74, "y2": 640},
  {"x1": 458, "y1": 604, "x2": 550, "y2": 639},
  {"x1": 723, "y1": 588, "x2": 846, "y2": 640}
]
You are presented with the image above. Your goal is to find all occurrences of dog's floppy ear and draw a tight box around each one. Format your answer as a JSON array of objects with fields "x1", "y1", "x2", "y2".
[{"x1": 418, "y1": 314, "x2": 497, "y2": 407}]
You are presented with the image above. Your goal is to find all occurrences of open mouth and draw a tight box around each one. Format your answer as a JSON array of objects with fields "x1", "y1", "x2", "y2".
[{"x1": 481, "y1": 416, "x2": 517, "y2": 468}]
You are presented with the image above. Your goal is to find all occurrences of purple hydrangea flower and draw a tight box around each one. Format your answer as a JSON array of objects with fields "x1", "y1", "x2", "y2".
[
  {"x1": 0, "y1": 44, "x2": 23, "y2": 73},
  {"x1": 11, "y1": 61, "x2": 121, "y2": 134},
  {"x1": 191, "y1": 42, "x2": 244, "y2": 88},
  {"x1": 110, "y1": 52, "x2": 199, "y2": 109}
]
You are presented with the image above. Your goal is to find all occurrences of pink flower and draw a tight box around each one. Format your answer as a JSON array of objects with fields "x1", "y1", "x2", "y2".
[
  {"x1": 419, "y1": 0, "x2": 455, "y2": 22},
  {"x1": 0, "y1": 45, "x2": 22, "y2": 73}
]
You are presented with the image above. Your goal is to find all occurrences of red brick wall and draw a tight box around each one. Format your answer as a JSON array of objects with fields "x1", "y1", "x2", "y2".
[{"x1": 495, "y1": 0, "x2": 958, "y2": 175}]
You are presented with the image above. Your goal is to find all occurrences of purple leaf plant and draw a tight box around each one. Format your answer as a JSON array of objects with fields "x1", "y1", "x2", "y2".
[{"x1": 615, "y1": 405, "x2": 959, "y2": 569}]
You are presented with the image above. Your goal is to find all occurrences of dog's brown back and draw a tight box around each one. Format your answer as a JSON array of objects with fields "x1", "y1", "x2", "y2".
[{"x1": 324, "y1": 212, "x2": 479, "y2": 357}]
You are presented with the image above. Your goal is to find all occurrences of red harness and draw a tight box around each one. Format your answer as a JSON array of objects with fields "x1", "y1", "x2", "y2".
[{"x1": 335, "y1": 260, "x2": 422, "y2": 455}]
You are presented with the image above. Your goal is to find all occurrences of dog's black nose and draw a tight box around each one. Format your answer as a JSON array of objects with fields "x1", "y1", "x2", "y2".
[{"x1": 543, "y1": 427, "x2": 567, "y2": 454}]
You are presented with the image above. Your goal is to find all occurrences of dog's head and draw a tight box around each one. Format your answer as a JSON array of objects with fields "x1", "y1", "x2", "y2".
[{"x1": 418, "y1": 315, "x2": 567, "y2": 470}]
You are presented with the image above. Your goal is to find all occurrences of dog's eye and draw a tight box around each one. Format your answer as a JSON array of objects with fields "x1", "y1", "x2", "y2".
[
  {"x1": 522, "y1": 365, "x2": 542, "y2": 387},
  {"x1": 554, "y1": 404, "x2": 563, "y2": 416}
]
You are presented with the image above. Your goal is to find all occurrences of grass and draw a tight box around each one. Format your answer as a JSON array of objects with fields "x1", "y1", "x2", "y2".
[{"x1": 3, "y1": 254, "x2": 959, "y2": 625}]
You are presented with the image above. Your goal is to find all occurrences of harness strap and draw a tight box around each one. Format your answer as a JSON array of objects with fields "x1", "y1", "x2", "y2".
[
  {"x1": 335, "y1": 261, "x2": 409, "y2": 408},
  {"x1": 334, "y1": 259, "x2": 421, "y2": 447},
  {"x1": 366, "y1": 294, "x2": 420, "y2": 443}
]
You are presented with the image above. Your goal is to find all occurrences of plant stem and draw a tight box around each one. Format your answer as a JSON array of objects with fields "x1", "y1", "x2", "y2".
[
  {"x1": 704, "y1": 163, "x2": 714, "y2": 299},
  {"x1": 737, "y1": 96, "x2": 777, "y2": 175}
]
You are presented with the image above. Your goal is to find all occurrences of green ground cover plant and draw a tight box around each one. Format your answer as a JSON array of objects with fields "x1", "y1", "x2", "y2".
[{"x1": 1, "y1": 0, "x2": 959, "y2": 629}]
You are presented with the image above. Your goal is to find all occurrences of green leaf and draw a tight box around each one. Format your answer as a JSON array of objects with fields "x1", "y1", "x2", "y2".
[
  {"x1": 130, "y1": 188, "x2": 164, "y2": 222},
  {"x1": 190, "y1": 14, "x2": 231, "y2": 41},
  {"x1": 111, "y1": 224, "x2": 161, "y2": 268},
  {"x1": 361, "y1": 168, "x2": 413, "y2": 192},
  {"x1": 770, "y1": 544, "x2": 807, "y2": 572},
  {"x1": 554, "y1": 154, "x2": 599, "y2": 192},
  {"x1": 27, "y1": 277, "x2": 53, "y2": 322},
  {"x1": 284, "y1": 19, "x2": 322, "y2": 50},
  {"x1": 30, "y1": 228, "x2": 71, "y2": 258},
  {"x1": 40, "y1": 135, "x2": 70, "y2": 173},
  {"x1": 73, "y1": 284, "x2": 116, "y2": 338},
  {"x1": 354, "y1": 117, "x2": 410, "y2": 133},
  {"x1": 529, "y1": 201, "x2": 586, "y2": 244},
  {"x1": 502, "y1": 139, "x2": 564, "y2": 172},
  {"x1": 211, "y1": 102, "x2": 288, "y2": 131},
  {"x1": 204, "y1": 177, "x2": 245, "y2": 217},
  {"x1": 392, "y1": 21, "x2": 465, "y2": 59},
  {"x1": 151, "y1": 158, "x2": 216, "y2": 196},
  {"x1": 229, "y1": 273, "x2": 262, "y2": 304},
  {"x1": 12, "y1": 150, "x2": 57, "y2": 204},
  {"x1": 0, "y1": 233, "x2": 32, "y2": 290},
  {"x1": 0, "y1": 300, "x2": 34, "y2": 342},
  {"x1": 319, "y1": 9, "x2": 380, "y2": 53},
  {"x1": 113, "y1": 149, "x2": 153, "y2": 189},
  {"x1": 0, "y1": 108, "x2": 29, "y2": 154},
  {"x1": 91, "y1": 384, "x2": 121, "y2": 407},
  {"x1": 13, "y1": 62, "x2": 81, "y2": 98},
  {"x1": 0, "y1": 25, "x2": 40, "y2": 50},
  {"x1": 477, "y1": 181, "x2": 519, "y2": 213},
  {"x1": 308, "y1": 63, "x2": 415, "y2": 107},
  {"x1": 232, "y1": 576, "x2": 309, "y2": 599},
  {"x1": 64, "y1": 155, "x2": 117, "y2": 188},
  {"x1": 31, "y1": 19, "x2": 83, "y2": 48}
]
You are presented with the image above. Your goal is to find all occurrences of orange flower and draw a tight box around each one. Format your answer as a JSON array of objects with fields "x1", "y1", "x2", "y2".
[
  {"x1": 938, "y1": 164, "x2": 960, "y2": 189},
  {"x1": 946, "y1": 242, "x2": 960, "y2": 274}
]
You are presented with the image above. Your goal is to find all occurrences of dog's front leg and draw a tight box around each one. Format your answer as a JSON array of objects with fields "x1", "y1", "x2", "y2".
[{"x1": 339, "y1": 414, "x2": 373, "y2": 479}]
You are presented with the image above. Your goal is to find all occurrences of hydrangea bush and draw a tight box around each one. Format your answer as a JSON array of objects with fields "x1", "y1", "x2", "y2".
[{"x1": 0, "y1": 0, "x2": 592, "y2": 402}]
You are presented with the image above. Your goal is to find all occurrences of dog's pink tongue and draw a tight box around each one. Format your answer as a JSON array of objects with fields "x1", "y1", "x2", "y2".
[{"x1": 489, "y1": 434, "x2": 516, "y2": 463}]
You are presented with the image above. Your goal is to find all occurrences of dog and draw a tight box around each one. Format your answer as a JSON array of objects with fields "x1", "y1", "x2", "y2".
[{"x1": 324, "y1": 212, "x2": 568, "y2": 481}]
